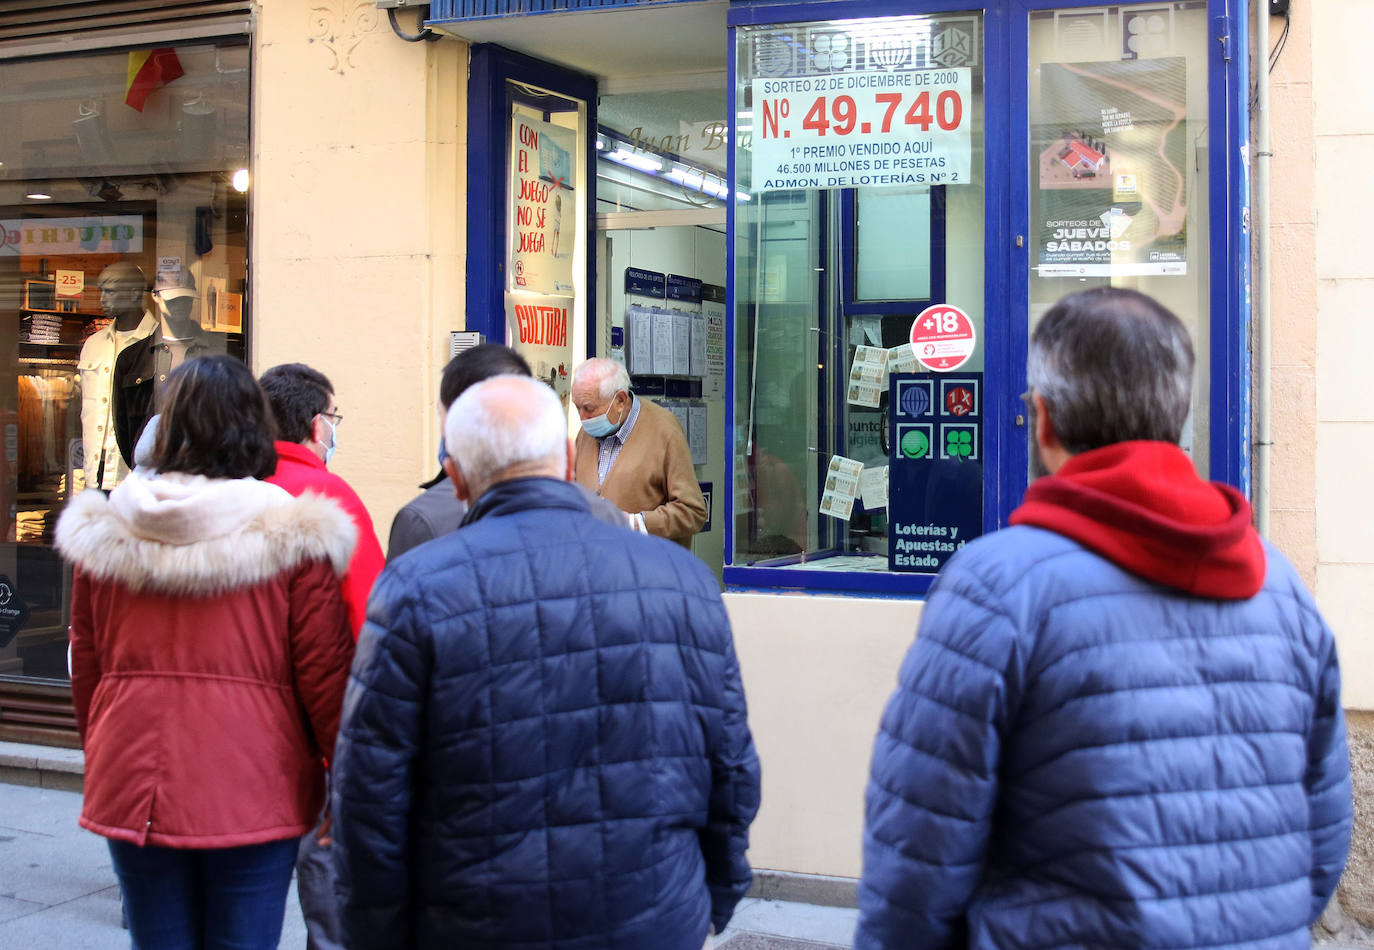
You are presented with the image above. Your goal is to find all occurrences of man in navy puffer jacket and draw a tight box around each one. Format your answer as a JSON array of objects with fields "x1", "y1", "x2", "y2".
[
  {"x1": 332, "y1": 374, "x2": 760, "y2": 950},
  {"x1": 858, "y1": 287, "x2": 1351, "y2": 950}
]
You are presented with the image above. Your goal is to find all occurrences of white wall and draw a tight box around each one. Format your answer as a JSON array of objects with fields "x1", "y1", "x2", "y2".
[
  {"x1": 252, "y1": 2, "x2": 467, "y2": 548},
  {"x1": 1311, "y1": 3, "x2": 1374, "y2": 710},
  {"x1": 726, "y1": 591, "x2": 922, "y2": 878}
]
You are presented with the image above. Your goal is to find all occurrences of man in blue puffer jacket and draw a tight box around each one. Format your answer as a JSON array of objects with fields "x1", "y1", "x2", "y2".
[
  {"x1": 332, "y1": 374, "x2": 760, "y2": 950},
  {"x1": 858, "y1": 287, "x2": 1351, "y2": 949}
]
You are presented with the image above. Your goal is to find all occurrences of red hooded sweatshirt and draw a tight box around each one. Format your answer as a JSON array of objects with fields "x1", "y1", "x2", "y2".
[{"x1": 1009, "y1": 441, "x2": 1266, "y2": 600}]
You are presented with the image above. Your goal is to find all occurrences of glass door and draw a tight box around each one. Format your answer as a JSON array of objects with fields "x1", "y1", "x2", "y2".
[{"x1": 594, "y1": 79, "x2": 734, "y2": 576}]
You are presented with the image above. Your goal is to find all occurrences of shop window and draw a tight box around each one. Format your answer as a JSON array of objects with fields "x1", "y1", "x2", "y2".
[
  {"x1": 0, "y1": 39, "x2": 250, "y2": 685},
  {"x1": 731, "y1": 12, "x2": 986, "y2": 589},
  {"x1": 1028, "y1": 2, "x2": 1213, "y2": 472},
  {"x1": 727, "y1": 2, "x2": 1232, "y2": 595}
]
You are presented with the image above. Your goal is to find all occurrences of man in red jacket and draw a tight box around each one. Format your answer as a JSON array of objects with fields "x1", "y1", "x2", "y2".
[
  {"x1": 260, "y1": 363, "x2": 383, "y2": 637},
  {"x1": 259, "y1": 361, "x2": 383, "y2": 950}
]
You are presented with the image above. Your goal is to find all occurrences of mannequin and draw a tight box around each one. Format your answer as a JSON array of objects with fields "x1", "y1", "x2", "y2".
[
  {"x1": 113, "y1": 272, "x2": 210, "y2": 468},
  {"x1": 78, "y1": 262, "x2": 155, "y2": 491}
]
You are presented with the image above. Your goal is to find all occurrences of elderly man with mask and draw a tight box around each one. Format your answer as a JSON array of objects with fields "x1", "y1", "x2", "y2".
[
  {"x1": 333, "y1": 374, "x2": 760, "y2": 950},
  {"x1": 571, "y1": 357, "x2": 706, "y2": 547},
  {"x1": 77, "y1": 262, "x2": 156, "y2": 490}
]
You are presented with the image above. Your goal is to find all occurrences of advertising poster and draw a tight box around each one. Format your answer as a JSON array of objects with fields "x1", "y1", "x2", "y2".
[
  {"x1": 702, "y1": 283, "x2": 726, "y2": 398},
  {"x1": 506, "y1": 294, "x2": 573, "y2": 407},
  {"x1": 888, "y1": 372, "x2": 983, "y2": 572},
  {"x1": 508, "y1": 116, "x2": 576, "y2": 295},
  {"x1": 753, "y1": 67, "x2": 972, "y2": 192},
  {"x1": 1034, "y1": 57, "x2": 1188, "y2": 276}
]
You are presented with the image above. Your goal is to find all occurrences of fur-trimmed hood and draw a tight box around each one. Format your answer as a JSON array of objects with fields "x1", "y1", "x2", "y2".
[{"x1": 56, "y1": 471, "x2": 357, "y2": 596}]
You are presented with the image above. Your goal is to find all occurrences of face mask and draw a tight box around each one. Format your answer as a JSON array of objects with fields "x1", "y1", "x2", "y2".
[
  {"x1": 438, "y1": 436, "x2": 448, "y2": 468},
  {"x1": 321, "y1": 416, "x2": 338, "y2": 465},
  {"x1": 580, "y1": 395, "x2": 625, "y2": 439}
]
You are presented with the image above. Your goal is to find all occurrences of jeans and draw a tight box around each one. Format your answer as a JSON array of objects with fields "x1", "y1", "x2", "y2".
[{"x1": 107, "y1": 837, "x2": 298, "y2": 950}]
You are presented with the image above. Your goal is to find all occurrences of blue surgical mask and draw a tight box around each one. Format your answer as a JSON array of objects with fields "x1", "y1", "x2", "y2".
[
  {"x1": 322, "y1": 416, "x2": 338, "y2": 464},
  {"x1": 438, "y1": 436, "x2": 448, "y2": 468},
  {"x1": 580, "y1": 395, "x2": 626, "y2": 439}
]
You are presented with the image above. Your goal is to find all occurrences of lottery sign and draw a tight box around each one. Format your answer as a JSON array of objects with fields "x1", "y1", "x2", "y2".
[
  {"x1": 909, "y1": 304, "x2": 976, "y2": 372},
  {"x1": 752, "y1": 68, "x2": 972, "y2": 192}
]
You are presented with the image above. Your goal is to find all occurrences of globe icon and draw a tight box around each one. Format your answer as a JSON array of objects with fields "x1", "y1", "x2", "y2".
[{"x1": 899, "y1": 385, "x2": 930, "y2": 418}]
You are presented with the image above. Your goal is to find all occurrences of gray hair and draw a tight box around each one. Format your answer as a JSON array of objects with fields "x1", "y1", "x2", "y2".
[
  {"x1": 444, "y1": 375, "x2": 566, "y2": 488},
  {"x1": 572, "y1": 357, "x2": 631, "y2": 401},
  {"x1": 1027, "y1": 287, "x2": 1194, "y2": 454}
]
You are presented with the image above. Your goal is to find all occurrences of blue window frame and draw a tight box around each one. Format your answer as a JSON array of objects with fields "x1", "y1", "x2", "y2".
[{"x1": 722, "y1": 0, "x2": 1250, "y2": 597}]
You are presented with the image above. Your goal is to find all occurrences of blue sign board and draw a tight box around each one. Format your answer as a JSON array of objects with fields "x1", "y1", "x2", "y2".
[
  {"x1": 666, "y1": 274, "x2": 703, "y2": 303},
  {"x1": 888, "y1": 372, "x2": 984, "y2": 572},
  {"x1": 625, "y1": 267, "x2": 666, "y2": 298}
]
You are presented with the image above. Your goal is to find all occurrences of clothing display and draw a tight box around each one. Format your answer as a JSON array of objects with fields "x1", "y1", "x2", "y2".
[
  {"x1": 113, "y1": 327, "x2": 211, "y2": 468},
  {"x1": 77, "y1": 310, "x2": 156, "y2": 491},
  {"x1": 21, "y1": 312, "x2": 63, "y2": 344},
  {"x1": 16, "y1": 372, "x2": 76, "y2": 489}
]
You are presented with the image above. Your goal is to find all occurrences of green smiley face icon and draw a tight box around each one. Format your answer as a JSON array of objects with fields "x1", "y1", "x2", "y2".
[{"x1": 900, "y1": 429, "x2": 930, "y2": 459}]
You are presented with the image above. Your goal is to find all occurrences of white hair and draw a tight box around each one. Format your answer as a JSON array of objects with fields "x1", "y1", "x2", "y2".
[
  {"x1": 572, "y1": 357, "x2": 630, "y2": 401},
  {"x1": 444, "y1": 375, "x2": 566, "y2": 487}
]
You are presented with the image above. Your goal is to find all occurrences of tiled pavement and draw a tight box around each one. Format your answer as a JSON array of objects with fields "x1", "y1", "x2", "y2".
[{"x1": 0, "y1": 777, "x2": 857, "y2": 949}]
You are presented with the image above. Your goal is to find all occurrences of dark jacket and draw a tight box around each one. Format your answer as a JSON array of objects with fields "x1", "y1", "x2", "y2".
[
  {"x1": 857, "y1": 444, "x2": 1351, "y2": 950},
  {"x1": 386, "y1": 474, "x2": 635, "y2": 562},
  {"x1": 112, "y1": 328, "x2": 210, "y2": 469},
  {"x1": 333, "y1": 477, "x2": 760, "y2": 950},
  {"x1": 386, "y1": 476, "x2": 468, "y2": 562},
  {"x1": 56, "y1": 472, "x2": 356, "y2": 849}
]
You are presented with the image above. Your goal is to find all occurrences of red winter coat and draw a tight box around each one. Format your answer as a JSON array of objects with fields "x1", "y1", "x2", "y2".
[
  {"x1": 267, "y1": 441, "x2": 384, "y2": 638},
  {"x1": 55, "y1": 471, "x2": 356, "y2": 849}
]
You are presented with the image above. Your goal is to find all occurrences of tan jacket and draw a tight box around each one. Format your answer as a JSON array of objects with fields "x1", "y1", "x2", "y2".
[{"x1": 575, "y1": 398, "x2": 706, "y2": 547}]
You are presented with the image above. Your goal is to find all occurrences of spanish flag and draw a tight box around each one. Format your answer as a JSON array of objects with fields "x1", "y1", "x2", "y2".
[{"x1": 125, "y1": 48, "x2": 184, "y2": 112}]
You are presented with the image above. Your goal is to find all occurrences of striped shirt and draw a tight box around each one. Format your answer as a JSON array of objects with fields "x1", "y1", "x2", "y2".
[{"x1": 596, "y1": 394, "x2": 642, "y2": 486}]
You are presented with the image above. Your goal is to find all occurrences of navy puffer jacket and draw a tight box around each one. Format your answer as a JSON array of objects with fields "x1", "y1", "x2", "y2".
[
  {"x1": 332, "y1": 478, "x2": 760, "y2": 950},
  {"x1": 857, "y1": 527, "x2": 1350, "y2": 950}
]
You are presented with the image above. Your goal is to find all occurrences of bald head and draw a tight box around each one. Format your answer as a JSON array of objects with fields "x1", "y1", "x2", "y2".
[
  {"x1": 97, "y1": 261, "x2": 148, "y2": 325},
  {"x1": 443, "y1": 375, "x2": 571, "y2": 500}
]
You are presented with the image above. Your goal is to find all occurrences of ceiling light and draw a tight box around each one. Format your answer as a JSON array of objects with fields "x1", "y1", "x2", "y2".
[
  {"x1": 231, "y1": 168, "x2": 249, "y2": 192},
  {"x1": 26, "y1": 192, "x2": 51, "y2": 200},
  {"x1": 606, "y1": 149, "x2": 662, "y2": 173}
]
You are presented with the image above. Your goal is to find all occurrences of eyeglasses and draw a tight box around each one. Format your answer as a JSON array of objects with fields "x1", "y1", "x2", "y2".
[{"x1": 320, "y1": 410, "x2": 343, "y2": 426}]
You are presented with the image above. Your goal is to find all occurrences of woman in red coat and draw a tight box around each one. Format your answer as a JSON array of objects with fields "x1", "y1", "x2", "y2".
[{"x1": 56, "y1": 355, "x2": 356, "y2": 950}]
